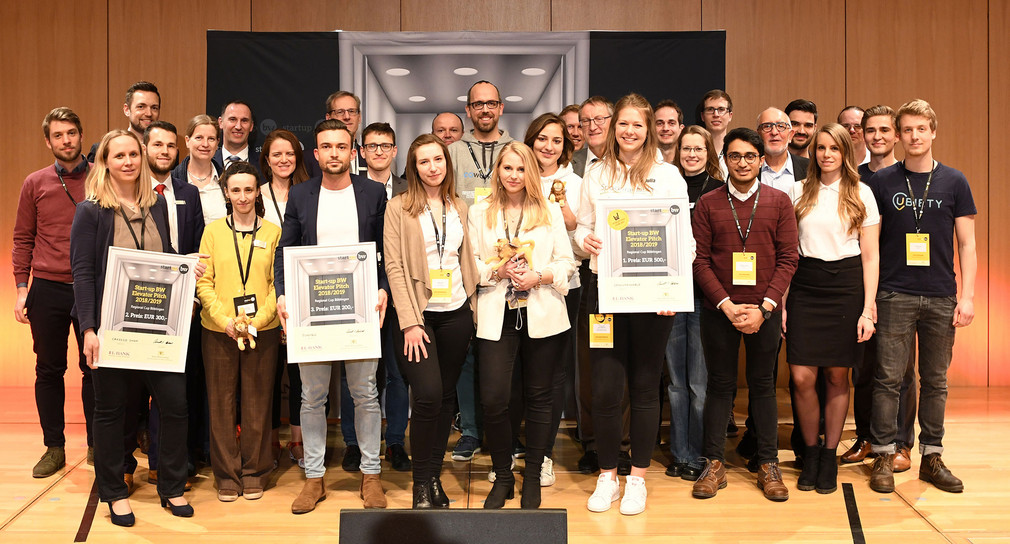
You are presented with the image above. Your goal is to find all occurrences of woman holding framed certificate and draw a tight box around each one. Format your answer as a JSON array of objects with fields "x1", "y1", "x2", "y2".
[
  {"x1": 573, "y1": 93, "x2": 688, "y2": 516},
  {"x1": 196, "y1": 161, "x2": 282, "y2": 502},
  {"x1": 70, "y1": 130, "x2": 194, "y2": 526},
  {"x1": 383, "y1": 134, "x2": 478, "y2": 509},
  {"x1": 786, "y1": 124, "x2": 879, "y2": 494},
  {"x1": 468, "y1": 142, "x2": 576, "y2": 509}
]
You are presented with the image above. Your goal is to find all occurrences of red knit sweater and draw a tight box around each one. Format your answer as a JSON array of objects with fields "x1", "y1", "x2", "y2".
[
  {"x1": 691, "y1": 184, "x2": 798, "y2": 310},
  {"x1": 13, "y1": 162, "x2": 89, "y2": 284}
]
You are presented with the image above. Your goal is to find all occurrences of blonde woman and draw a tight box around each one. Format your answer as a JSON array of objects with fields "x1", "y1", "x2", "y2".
[{"x1": 172, "y1": 115, "x2": 225, "y2": 225}]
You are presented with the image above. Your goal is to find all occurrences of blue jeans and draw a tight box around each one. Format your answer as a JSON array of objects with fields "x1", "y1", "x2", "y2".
[
  {"x1": 456, "y1": 343, "x2": 481, "y2": 440},
  {"x1": 340, "y1": 323, "x2": 408, "y2": 447},
  {"x1": 664, "y1": 294, "x2": 706, "y2": 465},
  {"x1": 871, "y1": 291, "x2": 957, "y2": 456},
  {"x1": 301, "y1": 359, "x2": 381, "y2": 477}
]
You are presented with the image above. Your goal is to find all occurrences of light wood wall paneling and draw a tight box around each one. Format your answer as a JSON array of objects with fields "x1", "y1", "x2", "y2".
[
  {"x1": 846, "y1": 0, "x2": 989, "y2": 386},
  {"x1": 701, "y1": 0, "x2": 845, "y2": 133},
  {"x1": 250, "y1": 0, "x2": 401, "y2": 32},
  {"x1": 107, "y1": 0, "x2": 251, "y2": 133},
  {"x1": 551, "y1": 0, "x2": 700, "y2": 31},
  {"x1": 988, "y1": 0, "x2": 1008, "y2": 386},
  {"x1": 0, "y1": 1, "x2": 109, "y2": 386},
  {"x1": 400, "y1": 0, "x2": 551, "y2": 32}
]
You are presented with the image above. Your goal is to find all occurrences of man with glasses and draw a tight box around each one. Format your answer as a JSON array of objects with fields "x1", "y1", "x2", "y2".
[
  {"x1": 757, "y1": 108, "x2": 809, "y2": 193},
  {"x1": 785, "y1": 99, "x2": 818, "y2": 159},
  {"x1": 571, "y1": 96, "x2": 613, "y2": 177},
  {"x1": 699, "y1": 90, "x2": 734, "y2": 158},
  {"x1": 838, "y1": 105, "x2": 871, "y2": 166},
  {"x1": 655, "y1": 99, "x2": 685, "y2": 164},
  {"x1": 310, "y1": 91, "x2": 367, "y2": 176},
  {"x1": 447, "y1": 80, "x2": 514, "y2": 205},
  {"x1": 691, "y1": 127, "x2": 798, "y2": 502}
]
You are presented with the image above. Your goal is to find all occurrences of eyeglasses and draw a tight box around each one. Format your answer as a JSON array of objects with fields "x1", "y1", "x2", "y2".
[
  {"x1": 680, "y1": 146, "x2": 706, "y2": 154},
  {"x1": 579, "y1": 115, "x2": 612, "y2": 128},
  {"x1": 703, "y1": 106, "x2": 731, "y2": 116},
  {"x1": 468, "y1": 100, "x2": 501, "y2": 110},
  {"x1": 726, "y1": 152, "x2": 760, "y2": 164},
  {"x1": 328, "y1": 108, "x2": 360, "y2": 117},
  {"x1": 841, "y1": 123, "x2": 863, "y2": 133},
  {"x1": 757, "y1": 122, "x2": 791, "y2": 134},
  {"x1": 363, "y1": 143, "x2": 394, "y2": 152}
]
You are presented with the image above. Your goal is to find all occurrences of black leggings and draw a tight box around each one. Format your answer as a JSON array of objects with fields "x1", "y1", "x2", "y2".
[{"x1": 392, "y1": 304, "x2": 474, "y2": 484}]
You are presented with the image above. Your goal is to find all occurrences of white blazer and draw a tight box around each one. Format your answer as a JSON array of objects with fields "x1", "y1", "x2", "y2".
[{"x1": 468, "y1": 200, "x2": 577, "y2": 341}]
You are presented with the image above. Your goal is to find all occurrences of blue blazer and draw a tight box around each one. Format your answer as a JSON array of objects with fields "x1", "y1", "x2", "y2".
[
  {"x1": 214, "y1": 147, "x2": 260, "y2": 175},
  {"x1": 169, "y1": 178, "x2": 205, "y2": 254},
  {"x1": 274, "y1": 174, "x2": 388, "y2": 297},
  {"x1": 70, "y1": 197, "x2": 174, "y2": 333}
]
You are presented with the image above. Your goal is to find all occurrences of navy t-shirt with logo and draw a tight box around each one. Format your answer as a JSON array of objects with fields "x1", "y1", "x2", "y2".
[{"x1": 867, "y1": 161, "x2": 976, "y2": 297}]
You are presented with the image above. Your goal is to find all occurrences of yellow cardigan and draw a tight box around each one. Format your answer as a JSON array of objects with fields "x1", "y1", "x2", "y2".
[{"x1": 197, "y1": 217, "x2": 281, "y2": 332}]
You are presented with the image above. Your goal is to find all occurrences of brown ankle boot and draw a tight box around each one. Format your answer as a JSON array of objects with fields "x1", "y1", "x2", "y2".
[
  {"x1": 291, "y1": 477, "x2": 326, "y2": 514},
  {"x1": 691, "y1": 458, "x2": 727, "y2": 499},
  {"x1": 869, "y1": 453, "x2": 895, "y2": 493},
  {"x1": 360, "y1": 473, "x2": 387, "y2": 508},
  {"x1": 757, "y1": 462, "x2": 789, "y2": 502}
]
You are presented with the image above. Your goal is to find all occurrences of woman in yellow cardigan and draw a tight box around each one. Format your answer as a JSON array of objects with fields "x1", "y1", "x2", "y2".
[
  {"x1": 384, "y1": 134, "x2": 477, "y2": 509},
  {"x1": 196, "y1": 161, "x2": 282, "y2": 502}
]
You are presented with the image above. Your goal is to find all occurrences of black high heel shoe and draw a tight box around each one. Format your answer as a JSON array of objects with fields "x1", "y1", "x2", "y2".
[
  {"x1": 161, "y1": 496, "x2": 195, "y2": 518},
  {"x1": 429, "y1": 477, "x2": 450, "y2": 509},
  {"x1": 107, "y1": 502, "x2": 135, "y2": 527},
  {"x1": 483, "y1": 478, "x2": 514, "y2": 509},
  {"x1": 412, "y1": 481, "x2": 434, "y2": 509}
]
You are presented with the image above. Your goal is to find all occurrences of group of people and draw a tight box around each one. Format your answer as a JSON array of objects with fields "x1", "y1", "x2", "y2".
[{"x1": 13, "y1": 78, "x2": 976, "y2": 527}]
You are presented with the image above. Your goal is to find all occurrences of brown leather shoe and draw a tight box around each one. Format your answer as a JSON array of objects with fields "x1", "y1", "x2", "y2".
[
  {"x1": 757, "y1": 462, "x2": 789, "y2": 502},
  {"x1": 869, "y1": 453, "x2": 895, "y2": 493},
  {"x1": 360, "y1": 473, "x2": 387, "y2": 508},
  {"x1": 893, "y1": 445, "x2": 911, "y2": 473},
  {"x1": 841, "y1": 438, "x2": 873, "y2": 464},
  {"x1": 124, "y1": 473, "x2": 135, "y2": 496},
  {"x1": 918, "y1": 453, "x2": 963, "y2": 493},
  {"x1": 692, "y1": 459, "x2": 727, "y2": 499},
  {"x1": 291, "y1": 477, "x2": 326, "y2": 514}
]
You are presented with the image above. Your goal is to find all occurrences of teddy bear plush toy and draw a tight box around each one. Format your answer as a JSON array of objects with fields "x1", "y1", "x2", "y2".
[
  {"x1": 548, "y1": 180, "x2": 566, "y2": 207},
  {"x1": 485, "y1": 238, "x2": 536, "y2": 272},
  {"x1": 233, "y1": 308, "x2": 257, "y2": 351}
]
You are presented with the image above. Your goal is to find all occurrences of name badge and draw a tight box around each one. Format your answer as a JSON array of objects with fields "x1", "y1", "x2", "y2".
[
  {"x1": 732, "y1": 252, "x2": 757, "y2": 286},
  {"x1": 906, "y1": 233, "x2": 930, "y2": 266},
  {"x1": 589, "y1": 313, "x2": 614, "y2": 349},
  {"x1": 253, "y1": 239, "x2": 267, "y2": 249},
  {"x1": 429, "y1": 269, "x2": 453, "y2": 304},
  {"x1": 234, "y1": 294, "x2": 258, "y2": 317},
  {"x1": 474, "y1": 187, "x2": 492, "y2": 201},
  {"x1": 175, "y1": 200, "x2": 187, "y2": 205}
]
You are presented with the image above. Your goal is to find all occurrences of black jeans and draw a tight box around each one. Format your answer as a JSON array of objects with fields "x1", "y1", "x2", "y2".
[
  {"x1": 26, "y1": 278, "x2": 94, "y2": 447},
  {"x1": 479, "y1": 307, "x2": 564, "y2": 480},
  {"x1": 93, "y1": 367, "x2": 187, "y2": 502},
  {"x1": 701, "y1": 307, "x2": 781, "y2": 464},
  {"x1": 392, "y1": 305, "x2": 474, "y2": 483}
]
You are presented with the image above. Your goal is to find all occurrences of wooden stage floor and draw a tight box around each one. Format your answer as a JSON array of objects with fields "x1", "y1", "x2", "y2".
[{"x1": 0, "y1": 386, "x2": 1006, "y2": 543}]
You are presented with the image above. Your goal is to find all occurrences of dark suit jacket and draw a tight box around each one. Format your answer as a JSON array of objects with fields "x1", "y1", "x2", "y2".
[
  {"x1": 274, "y1": 174, "x2": 388, "y2": 297},
  {"x1": 168, "y1": 178, "x2": 205, "y2": 254},
  {"x1": 758, "y1": 154, "x2": 810, "y2": 183},
  {"x1": 170, "y1": 156, "x2": 223, "y2": 187},
  {"x1": 214, "y1": 147, "x2": 260, "y2": 175},
  {"x1": 70, "y1": 197, "x2": 174, "y2": 333},
  {"x1": 571, "y1": 147, "x2": 588, "y2": 178}
]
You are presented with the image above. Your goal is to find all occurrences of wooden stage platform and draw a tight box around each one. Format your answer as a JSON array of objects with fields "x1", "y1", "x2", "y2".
[{"x1": 0, "y1": 386, "x2": 1006, "y2": 543}]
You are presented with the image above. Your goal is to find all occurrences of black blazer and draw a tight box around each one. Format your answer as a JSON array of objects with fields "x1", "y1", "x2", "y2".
[
  {"x1": 757, "y1": 154, "x2": 810, "y2": 183},
  {"x1": 273, "y1": 174, "x2": 388, "y2": 297},
  {"x1": 214, "y1": 147, "x2": 260, "y2": 175},
  {"x1": 571, "y1": 147, "x2": 588, "y2": 178},
  {"x1": 171, "y1": 156, "x2": 223, "y2": 187},
  {"x1": 390, "y1": 174, "x2": 408, "y2": 198},
  {"x1": 168, "y1": 178, "x2": 205, "y2": 254},
  {"x1": 70, "y1": 197, "x2": 174, "y2": 333}
]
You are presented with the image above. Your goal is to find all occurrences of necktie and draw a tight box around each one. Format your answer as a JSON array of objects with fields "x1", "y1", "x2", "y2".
[
  {"x1": 155, "y1": 183, "x2": 166, "y2": 195},
  {"x1": 227, "y1": 155, "x2": 241, "y2": 168}
]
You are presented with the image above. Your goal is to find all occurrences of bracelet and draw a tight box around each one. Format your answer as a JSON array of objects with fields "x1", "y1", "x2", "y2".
[
  {"x1": 860, "y1": 314, "x2": 872, "y2": 320},
  {"x1": 536, "y1": 271, "x2": 543, "y2": 288}
]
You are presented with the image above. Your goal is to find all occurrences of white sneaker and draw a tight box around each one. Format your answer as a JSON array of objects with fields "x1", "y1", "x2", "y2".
[
  {"x1": 587, "y1": 473, "x2": 620, "y2": 512},
  {"x1": 488, "y1": 458, "x2": 516, "y2": 483},
  {"x1": 540, "y1": 457, "x2": 556, "y2": 487},
  {"x1": 620, "y1": 475, "x2": 647, "y2": 515}
]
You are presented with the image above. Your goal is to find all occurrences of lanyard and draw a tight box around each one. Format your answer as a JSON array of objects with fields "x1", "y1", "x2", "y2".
[
  {"x1": 465, "y1": 142, "x2": 493, "y2": 183},
  {"x1": 503, "y1": 206, "x2": 524, "y2": 241},
  {"x1": 266, "y1": 181, "x2": 284, "y2": 224},
  {"x1": 426, "y1": 201, "x2": 448, "y2": 268},
  {"x1": 727, "y1": 182, "x2": 760, "y2": 252},
  {"x1": 119, "y1": 206, "x2": 147, "y2": 250},
  {"x1": 229, "y1": 215, "x2": 259, "y2": 295},
  {"x1": 55, "y1": 171, "x2": 79, "y2": 205},
  {"x1": 697, "y1": 175, "x2": 713, "y2": 198},
  {"x1": 903, "y1": 161, "x2": 935, "y2": 234}
]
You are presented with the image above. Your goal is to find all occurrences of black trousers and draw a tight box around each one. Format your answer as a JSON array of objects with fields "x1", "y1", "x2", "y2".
[
  {"x1": 93, "y1": 367, "x2": 187, "y2": 502},
  {"x1": 479, "y1": 307, "x2": 564, "y2": 480},
  {"x1": 701, "y1": 307, "x2": 781, "y2": 464},
  {"x1": 27, "y1": 278, "x2": 94, "y2": 447},
  {"x1": 392, "y1": 304, "x2": 474, "y2": 483}
]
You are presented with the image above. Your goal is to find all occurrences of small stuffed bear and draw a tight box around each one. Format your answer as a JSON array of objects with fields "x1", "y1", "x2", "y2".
[
  {"x1": 485, "y1": 238, "x2": 536, "y2": 272},
  {"x1": 233, "y1": 308, "x2": 257, "y2": 351},
  {"x1": 548, "y1": 180, "x2": 566, "y2": 207}
]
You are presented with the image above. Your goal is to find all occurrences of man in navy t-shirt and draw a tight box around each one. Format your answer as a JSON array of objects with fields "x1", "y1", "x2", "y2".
[{"x1": 867, "y1": 99, "x2": 976, "y2": 494}]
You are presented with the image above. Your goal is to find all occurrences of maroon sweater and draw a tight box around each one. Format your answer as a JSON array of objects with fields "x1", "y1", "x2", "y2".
[
  {"x1": 691, "y1": 183, "x2": 798, "y2": 310},
  {"x1": 12, "y1": 161, "x2": 89, "y2": 284}
]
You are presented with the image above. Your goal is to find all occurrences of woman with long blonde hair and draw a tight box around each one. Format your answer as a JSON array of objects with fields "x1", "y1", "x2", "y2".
[
  {"x1": 468, "y1": 142, "x2": 576, "y2": 509},
  {"x1": 786, "y1": 123, "x2": 880, "y2": 494}
]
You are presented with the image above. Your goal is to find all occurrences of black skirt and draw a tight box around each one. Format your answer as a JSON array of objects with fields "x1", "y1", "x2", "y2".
[{"x1": 785, "y1": 256, "x2": 864, "y2": 367}]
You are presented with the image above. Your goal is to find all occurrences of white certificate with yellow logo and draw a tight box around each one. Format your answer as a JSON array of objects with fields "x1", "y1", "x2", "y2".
[
  {"x1": 98, "y1": 247, "x2": 199, "y2": 373},
  {"x1": 596, "y1": 197, "x2": 694, "y2": 313},
  {"x1": 283, "y1": 243, "x2": 381, "y2": 363}
]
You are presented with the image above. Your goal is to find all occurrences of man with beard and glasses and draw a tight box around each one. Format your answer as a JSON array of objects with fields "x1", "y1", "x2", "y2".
[
  {"x1": 785, "y1": 99, "x2": 817, "y2": 159},
  {"x1": 277, "y1": 119, "x2": 390, "y2": 513},
  {"x1": 13, "y1": 107, "x2": 94, "y2": 477},
  {"x1": 88, "y1": 81, "x2": 161, "y2": 162}
]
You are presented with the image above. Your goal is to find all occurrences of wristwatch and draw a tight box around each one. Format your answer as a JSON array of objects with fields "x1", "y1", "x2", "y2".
[{"x1": 760, "y1": 303, "x2": 772, "y2": 321}]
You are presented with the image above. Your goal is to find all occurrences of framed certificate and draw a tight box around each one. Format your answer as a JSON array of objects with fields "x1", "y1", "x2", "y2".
[
  {"x1": 98, "y1": 247, "x2": 199, "y2": 373},
  {"x1": 596, "y1": 197, "x2": 694, "y2": 313},
  {"x1": 283, "y1": 243, "x2": 381, "y2": 363}
]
